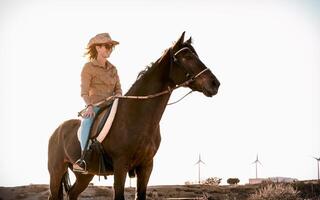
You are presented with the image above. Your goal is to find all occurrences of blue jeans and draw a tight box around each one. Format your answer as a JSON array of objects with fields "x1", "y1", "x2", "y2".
[{"x1": 80, "y1": 106, "x2": 100, "y2": 151}]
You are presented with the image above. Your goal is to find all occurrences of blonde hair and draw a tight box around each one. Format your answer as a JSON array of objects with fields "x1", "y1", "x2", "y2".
[
  {"x1": 84, "y1": 44, "x2": 98, "y2": 60},
  {"x1": 84, "y1": 43, "x2": 114, "y2": 60}
]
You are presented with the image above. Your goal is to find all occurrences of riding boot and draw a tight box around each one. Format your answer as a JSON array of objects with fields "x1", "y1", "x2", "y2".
[
  {"x1": 73, "y1": 138, "x2": 91, "y2": 174},
  {"x1": 73, "y1": 150, "x2": 88, "y2": 174}
]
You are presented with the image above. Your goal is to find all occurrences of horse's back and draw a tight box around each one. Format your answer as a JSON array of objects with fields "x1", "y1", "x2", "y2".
[{"x1": 49, "y1": 119, "x2": 80, "y2": 144}]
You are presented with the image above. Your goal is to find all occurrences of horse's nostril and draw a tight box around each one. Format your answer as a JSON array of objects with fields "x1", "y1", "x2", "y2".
[{"x1": 213, "y1": 80, "x2": 220, "y2": 88}]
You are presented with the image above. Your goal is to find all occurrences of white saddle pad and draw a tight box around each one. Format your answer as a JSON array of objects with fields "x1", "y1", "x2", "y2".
[{"x1": 77, "y1": 98, "x2": 119, "y2": 143}]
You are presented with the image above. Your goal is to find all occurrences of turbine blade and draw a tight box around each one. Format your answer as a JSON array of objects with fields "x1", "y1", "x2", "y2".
[
  {"x1": 195, "y1": 154, "x2": 206, "y2": 165},
  {"x1": 252, "y1": 154, "x2": 260, "y2": 164}
]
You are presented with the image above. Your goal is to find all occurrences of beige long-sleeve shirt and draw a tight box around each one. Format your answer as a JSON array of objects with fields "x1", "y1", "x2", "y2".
[{"x1": 81, "y1": 60, "x2": 122, "y2": 105}]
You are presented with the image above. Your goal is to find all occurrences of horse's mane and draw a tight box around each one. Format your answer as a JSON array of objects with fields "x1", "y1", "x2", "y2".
[
  {"x1": 136, "y1": 63, "x2": 153, "y2": 81},
  {"x1": 135, "y1": 48, "x2": 171, "y2": 81},
  {"x1": 125, "y1": 48, "x2": 171, "y2": 95}
]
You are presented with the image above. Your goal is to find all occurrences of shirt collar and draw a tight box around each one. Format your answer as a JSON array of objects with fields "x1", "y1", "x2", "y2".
[{"x1": 92, "y1": 59, "x2": 110, "y2": 69}]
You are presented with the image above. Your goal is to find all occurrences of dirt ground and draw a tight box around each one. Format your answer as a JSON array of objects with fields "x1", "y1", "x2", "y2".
[{"x1": 0, "y1": 181, "x2": 319, "y2": 200}]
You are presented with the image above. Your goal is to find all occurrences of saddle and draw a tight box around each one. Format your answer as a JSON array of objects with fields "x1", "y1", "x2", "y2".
[{"x1": 90, "y1": 100, "x2": 114, "y2": 139}]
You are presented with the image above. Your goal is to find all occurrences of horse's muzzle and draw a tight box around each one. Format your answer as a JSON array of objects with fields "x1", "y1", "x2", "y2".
[{"x1": 203, "y1": 80, "x2": 220, "y2": 97}]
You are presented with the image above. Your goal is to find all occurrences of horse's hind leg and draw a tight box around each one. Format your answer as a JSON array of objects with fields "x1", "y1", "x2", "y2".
[
  {"x1": 68, "y1": 173, "x2": 94, "y2": 200},
  {"x1": 48, "y1": 164, "x2": 68, "y2": 200}
]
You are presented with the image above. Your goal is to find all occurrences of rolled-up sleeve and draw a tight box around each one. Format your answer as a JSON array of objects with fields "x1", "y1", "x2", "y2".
[
  {"x1": 81, "y1": 65, "x2": 93, "y2": 105},
  {"x1": 114, "y1": 68, "x2": 122, "y2": 95}
]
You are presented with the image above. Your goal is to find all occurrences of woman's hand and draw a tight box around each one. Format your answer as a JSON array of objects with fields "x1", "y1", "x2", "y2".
[{"x1": 82, "y1": 105, "x2": 95, "y2": 118}]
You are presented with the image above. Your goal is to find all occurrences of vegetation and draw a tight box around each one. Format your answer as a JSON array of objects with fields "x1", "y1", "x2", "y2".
[
  {"x1": 248, "y1": 183, "x2": 301, "y2": 200},
  {"x1": 293, "y1": 181, "x2": 320, "y2": 199},
  {"x1": 203, "y1": 177, "x2": 222, "y2": 186},
  {"x1": 227, "y1": 178, "x2": 240, "y2": 185}
]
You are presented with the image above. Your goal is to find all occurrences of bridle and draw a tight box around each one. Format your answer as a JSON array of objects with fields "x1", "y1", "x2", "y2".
[
  {"x1": 172, "y1": 47, "x2": 210, "y2": 85},
  {"x1": 79, "y1": 46, "x2": 210, "y2": 115}
]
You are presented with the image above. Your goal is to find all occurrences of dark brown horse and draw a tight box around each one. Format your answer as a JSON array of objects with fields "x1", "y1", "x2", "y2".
[{"x1": 47, "y1": 32, "x2": 220, "y2": 200}]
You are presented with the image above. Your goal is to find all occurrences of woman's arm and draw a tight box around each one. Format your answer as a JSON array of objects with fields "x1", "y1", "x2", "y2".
[
  {"x1": 113, "y1": 68, "x2": 122, "y2": 96},
  {"x1": 81, "y1": 65, "x2": 93, "y2": 105}
]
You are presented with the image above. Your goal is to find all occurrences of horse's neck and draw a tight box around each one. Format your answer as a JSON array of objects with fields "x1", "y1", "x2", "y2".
[{"x1": 123, "y1": 57, "x2": 172, "y2": 129}]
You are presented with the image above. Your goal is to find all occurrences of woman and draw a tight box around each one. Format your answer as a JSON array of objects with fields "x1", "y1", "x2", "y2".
[{"x1": 73, "y1": 33, "x2": 122, "y2": 173}]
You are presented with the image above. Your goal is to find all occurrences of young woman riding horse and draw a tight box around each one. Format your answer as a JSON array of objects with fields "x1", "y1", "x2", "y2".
[
  {"x1": 48, "y1": 32, "x2": 220, "y2": 200},
  {"x1": 73, "y1": 33, "x2": 122, "y2": 173}
]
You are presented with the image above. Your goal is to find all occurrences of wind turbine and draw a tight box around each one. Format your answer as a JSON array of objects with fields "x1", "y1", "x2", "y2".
[
  {"x1": 313, "y1": 157, "x2": 320, "y2": 181},
  {"x1": 195, "y1": 154, "x2": 205, "y2": 184},
  {"x1": 252, "y1": 154, "x2": 262, "y2": 179}
]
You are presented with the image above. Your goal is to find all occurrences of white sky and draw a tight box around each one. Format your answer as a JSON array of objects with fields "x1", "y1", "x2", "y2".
[{"x1": 0, "y1": 0, "x2": 319, "y2": 187}]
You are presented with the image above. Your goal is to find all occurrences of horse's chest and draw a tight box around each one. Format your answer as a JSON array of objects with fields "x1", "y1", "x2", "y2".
[{"x1": 130, "y1": 141, "x2": 158, "y2": 166}]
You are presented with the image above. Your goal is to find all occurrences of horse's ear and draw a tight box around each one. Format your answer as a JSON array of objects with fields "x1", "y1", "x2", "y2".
[
  {"x1": 186, "y1": 37, "x2": 192, "y2": 44},
  {"x1": 177, "y1": 31, "x2": 185, "y2": 44},
  {"x1": 172, "y1": 31, "x2": 185, "y2": 50}
]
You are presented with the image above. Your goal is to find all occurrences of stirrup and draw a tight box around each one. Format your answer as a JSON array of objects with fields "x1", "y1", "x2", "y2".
[{"x1": 73, "y1": 159, "x2": 88, "y2": 174}]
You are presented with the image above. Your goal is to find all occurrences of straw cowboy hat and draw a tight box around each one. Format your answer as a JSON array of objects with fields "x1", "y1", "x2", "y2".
[{"x1": 87, "y1": 33, "x2": 119, "y2": 48}]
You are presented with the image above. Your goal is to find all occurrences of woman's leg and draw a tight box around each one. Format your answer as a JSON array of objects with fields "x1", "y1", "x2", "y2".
[
  {"x1": 80, "y1": 106, "x2": 100, "y2": 150},
  {"x1": 73, "y1": 106, "x2": 100, "y2": 173}
]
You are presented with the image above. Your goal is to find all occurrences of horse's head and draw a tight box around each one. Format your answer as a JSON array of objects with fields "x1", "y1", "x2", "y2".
[{"x1": 169, "y1": 32, "x2": 220, "y2": 97}]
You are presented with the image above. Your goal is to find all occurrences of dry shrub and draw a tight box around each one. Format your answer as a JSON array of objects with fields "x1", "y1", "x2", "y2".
[
  {"x1": 227, "y1": 178, "x2": 240, "y2": 185},
  {"x1": 203, "y1": 177, "x2": 222, "y2": 186},
  {"x1": 248, "y1": 183, "x2": 301, "y2": 200}
]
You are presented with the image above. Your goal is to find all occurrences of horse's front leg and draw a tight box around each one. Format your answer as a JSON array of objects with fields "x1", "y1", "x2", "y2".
[
  {"x1": 135, "y1": 160, "x2": 153, "y2": 200},
  {"x1": 113, "y1": 162, "x2": 128, "y2": 200}
]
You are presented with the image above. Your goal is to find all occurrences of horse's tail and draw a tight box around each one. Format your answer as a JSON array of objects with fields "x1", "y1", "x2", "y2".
[{"x1": 62, "y1": 170, "x2": 71, "y2": 194}]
